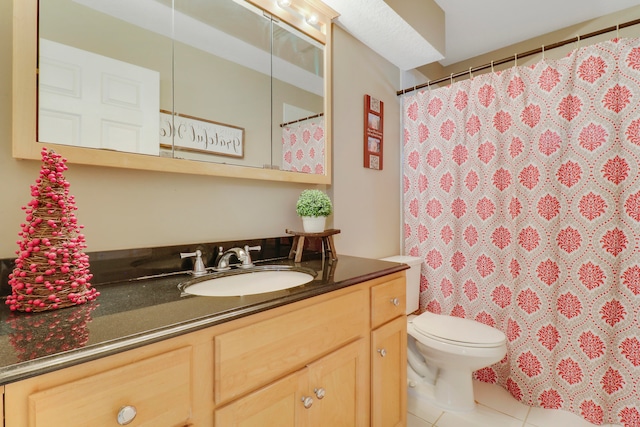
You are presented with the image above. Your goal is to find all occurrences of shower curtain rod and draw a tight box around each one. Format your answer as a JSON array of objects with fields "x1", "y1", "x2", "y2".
[
  {"x1": 397, "y1": 17, "x2": 640, "y2": 96},
  {"x1": 279, "y1": 112, "x2": 324, "y2": 127}
]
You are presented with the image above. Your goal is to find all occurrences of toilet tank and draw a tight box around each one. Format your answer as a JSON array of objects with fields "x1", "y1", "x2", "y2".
[{"x1": 379, "y1": 255, "x2": 423, "y2": 314}]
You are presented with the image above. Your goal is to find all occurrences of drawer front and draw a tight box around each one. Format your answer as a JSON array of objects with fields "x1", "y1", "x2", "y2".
[
  {"x1": 26, "y1": 346, "x2": 192, "y2": 427},
  {"x1": 371, "y1": 277, "x2": 406, "y2": 329},
  {"x1": 215, "y1": 289, "x2": 367, "y2": 404}
]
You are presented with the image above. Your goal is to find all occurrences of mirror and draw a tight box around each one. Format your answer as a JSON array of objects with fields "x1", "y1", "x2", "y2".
[{"x1": 13, "y1": 0, "x2": 336, "y2": 184}]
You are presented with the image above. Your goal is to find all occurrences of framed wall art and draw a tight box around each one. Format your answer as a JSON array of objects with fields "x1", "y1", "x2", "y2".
[{"x1": 364, "y1": 94, "x2": 383, "y2": 170}]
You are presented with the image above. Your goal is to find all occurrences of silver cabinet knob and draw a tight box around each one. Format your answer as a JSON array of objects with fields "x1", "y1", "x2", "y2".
[
  {"x1": 377, "y1": 348, "x2": 387, "y2": 357},
  {"x1": 117, "y1": 405, "x2": 137, "y2": 425},
  {"x1": 390, "y1": 297, "x2": 400, "y2": 306},
  {"x1": 314, "y1": 387, "x2": 326, "y2": 399},
  {"x1": 301, "y1": 396, "x2": 314, "y2": 408}
]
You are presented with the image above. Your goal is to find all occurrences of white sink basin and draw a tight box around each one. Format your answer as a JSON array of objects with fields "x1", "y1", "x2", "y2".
[{"x1": 179, "y1": 266, "x2": 316, "y2": 297}]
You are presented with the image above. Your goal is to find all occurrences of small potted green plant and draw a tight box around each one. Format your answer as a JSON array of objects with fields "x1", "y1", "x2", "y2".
[{"x1": 296, "y1": 189, "x2": 333, "y2": 233}]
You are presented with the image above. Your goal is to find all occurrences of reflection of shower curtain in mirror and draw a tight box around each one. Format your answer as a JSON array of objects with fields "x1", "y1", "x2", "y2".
[
  {"x1": 282, "y1": 117, "x2": 325, "y2": 174},
  {"x1": 402, "y1": 38, "x2": 640, "y2": 426}
]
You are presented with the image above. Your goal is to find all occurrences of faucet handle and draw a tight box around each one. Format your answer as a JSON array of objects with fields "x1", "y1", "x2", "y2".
[
  {"x1": 213, "y1": 246, "x2": 224, "y2": 266},
  {"x1": 240, "y1": 245, "x2": 261, "y2": 268},
  {"x1": 180, "y1": 250, "x2": 207, "y2": 276}
]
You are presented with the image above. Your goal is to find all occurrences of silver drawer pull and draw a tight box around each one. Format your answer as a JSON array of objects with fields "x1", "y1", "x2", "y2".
[
  {"x1": 301, "y1": 396, "x2": 314, "y2": 408},
  {"x1": 390, "y1": 297, "x2": 400, "y2": 306},
  {"x1": 314, "y1": 387, "x2": 326, "y2": 399},
  {"x1": 377, "y1": 348, "x2": 387, "y2": 357},
  {"x1": 117, "y1": 405, "x2": 137, "y2": 425}
]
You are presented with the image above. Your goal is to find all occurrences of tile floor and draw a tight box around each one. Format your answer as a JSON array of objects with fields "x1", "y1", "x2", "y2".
[{"x1": 407, "y1": 380, "x2": 622, "y2": 427}]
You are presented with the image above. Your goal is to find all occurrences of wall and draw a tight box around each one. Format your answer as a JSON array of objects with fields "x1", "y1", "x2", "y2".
[
  {"x1": 0, "y1": 1, "x2": 403, "y2": 260},
  {"x1": 331, "y1": 26, "x2": 402, "y2": 259}
]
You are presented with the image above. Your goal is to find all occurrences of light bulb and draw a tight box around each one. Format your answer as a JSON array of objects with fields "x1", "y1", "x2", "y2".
[
  {"x1": 277, "y1": 0, "x2": 292, "y2": 7},
  {"x1": 306, "y1": 14, "x2": 319, "y2": 25}
]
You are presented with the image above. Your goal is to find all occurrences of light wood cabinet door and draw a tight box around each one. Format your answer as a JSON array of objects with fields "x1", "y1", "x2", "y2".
[
  {"x1": 308, "y1": 339, "x2": 369, "y2": 427},
  {"x1": 372, "y1": 316, "x2": 407, "y2": 427},
  {"x1": 215, "y1": 338, "x2": 368, "y2": 427},
  {"x1": 215, "y1": 369, "x2": 310, "y2": 427}
]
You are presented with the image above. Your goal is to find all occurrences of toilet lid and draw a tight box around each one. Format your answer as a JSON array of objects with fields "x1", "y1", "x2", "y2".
[{"x1": 412, "y1": 311, "x2": 506, "y2": 348}]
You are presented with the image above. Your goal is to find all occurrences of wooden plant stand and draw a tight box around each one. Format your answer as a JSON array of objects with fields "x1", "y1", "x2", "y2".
[{"x1": 286, "y1": 229, "x2": 340, "y2": 262}]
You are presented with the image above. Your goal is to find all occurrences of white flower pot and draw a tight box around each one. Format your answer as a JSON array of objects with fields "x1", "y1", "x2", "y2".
[{"x1": 301, "y1": 216, "x2": 326, "y2": 233}]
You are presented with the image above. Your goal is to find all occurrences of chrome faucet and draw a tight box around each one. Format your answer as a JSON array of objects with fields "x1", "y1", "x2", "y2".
[
  {"x1": 214, "y1": 245, "x2": 261, "y2": 271},
  {"x1": 180, "y1": 249, "x2": 207, "y2": 276}
]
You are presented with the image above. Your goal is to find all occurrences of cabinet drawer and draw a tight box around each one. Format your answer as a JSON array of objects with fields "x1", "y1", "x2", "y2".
[
  {"x1": 215, "y1": 289, "x2": 367, "y2": 404},
  {"x1": 371, "y1": 277, "x2": 406, "y2": 329},
  {"x1": 25, "y1": 346, "x2": 192, "y2": 427}
]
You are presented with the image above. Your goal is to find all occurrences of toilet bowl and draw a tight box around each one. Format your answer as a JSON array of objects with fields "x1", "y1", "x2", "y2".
[
  {"x1": 379, "y1": 255, "x2": 507, "y2": 412},
  {"x1": 407, "y1": 312, "x2": 507, "y2": 411}
]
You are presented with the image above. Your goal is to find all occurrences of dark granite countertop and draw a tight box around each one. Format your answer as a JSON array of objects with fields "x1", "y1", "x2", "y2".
[{"x1": 0, "y1": 250, "x2": 407, "y2": 385}]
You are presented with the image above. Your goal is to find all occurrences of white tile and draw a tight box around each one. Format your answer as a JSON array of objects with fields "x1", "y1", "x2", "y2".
[
  {"x1": 473, "y1": 380, "x2": 531, "y2": 421},
  {"x1": 434, "y1": 404, "x2": 525, "y2": 427},
  {"x1": 522, "y1": 423, "x2": 622, "y2": 427},
  {"x1": 526, "y1": 406, "x2": 608, "y2": 427},
  {"x1": 408, "y1": 384, "x2": 445, "y2": 423},
  {"x1": 408, "y1": 379, "x2": 627, "y2": 427},
  {"x1": 407, "y1": 381, "x2": 621, "y2": 427},
  {"x1": 408, "y1": 412, "x2": 434, "y2": 427}
]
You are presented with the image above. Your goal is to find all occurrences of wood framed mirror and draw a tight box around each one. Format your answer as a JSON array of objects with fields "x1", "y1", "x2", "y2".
[{"x1": 12, "y1": 0, "x2": 337, "y2": 184}]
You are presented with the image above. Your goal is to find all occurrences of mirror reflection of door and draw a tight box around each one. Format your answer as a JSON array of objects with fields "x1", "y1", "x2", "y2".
[
  {"x1": 37, "y1": 0, "x2": 325, "y2": 174},
  {"x1": 39, "y1": 39, "x2": 160, "y2": 155}
]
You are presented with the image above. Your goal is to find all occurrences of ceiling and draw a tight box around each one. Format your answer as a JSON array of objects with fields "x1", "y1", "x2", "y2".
[
  {"x1": 436, "y1": 0, "x2": 640, "y2": 66},
  {"x1": 325, "y1": 0, "x2": 640, "y2": 70}
]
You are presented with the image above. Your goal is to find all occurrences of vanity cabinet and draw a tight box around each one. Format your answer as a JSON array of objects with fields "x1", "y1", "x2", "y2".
[
  {"x1": 214, "y1": 288, "x2": 368, "y2": 404},
  {"x1": 28, "y1": 347, "x2": 192, "y2": 426},
  {"x1": 371, "y1": 276, "x2": 408, "y2": 427},
  {"x1": 214, "y1": 286, "x2": 369, "y2": 425},
  {"x1": 4, "y1": 341, "x2": 199, "y2": 427},
  {"x1": 3, "y1": 271, "x2": 406, "y2": 426},
  {"x1": 215, "y1": 339, "x2": 367, "y2": 426}
]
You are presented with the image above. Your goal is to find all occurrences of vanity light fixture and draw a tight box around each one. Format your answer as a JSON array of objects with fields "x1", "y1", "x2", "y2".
[
  {"x1": 277, "y1": 0, "x2": 292, "y2": 7},
  {"x1": 306, "y1": 13, "x2": 319, "y2": 25}
]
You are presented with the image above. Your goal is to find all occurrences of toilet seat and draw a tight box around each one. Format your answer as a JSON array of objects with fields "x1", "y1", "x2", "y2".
[{"x1": 412, "y1": 311, "x2": 506, "y2": 348}]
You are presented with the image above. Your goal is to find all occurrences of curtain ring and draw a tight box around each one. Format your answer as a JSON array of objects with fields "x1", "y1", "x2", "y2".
[
  {"x1": 514, "y1": 53, "x2": 518, "y2": 67},
  {"x1": 541, "y1": 44, "x2": 545, "y2": 61},
  {"x1": 577, "y1": 34, "x2": 581, "y2": 49},
  {"x1": 491, "y1": 60, "x2": 495, "y2": 73},
  {"x1": 469, "y1": 66, "x2": 473, "y2": 79},
  {"x1": 427, "y1": 80, "x2": 431, "y2": 91},
  {"x1": 450, "y1": 73, "x2": 453, "y2": 86},
  {"x1": 617, "y1": 23, "x2": 620, "y2": 40}
]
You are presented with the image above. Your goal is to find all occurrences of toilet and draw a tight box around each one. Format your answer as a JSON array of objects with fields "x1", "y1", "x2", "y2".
[{"x1": 380, "y1": 256, "x2": 507, "y2": 412}]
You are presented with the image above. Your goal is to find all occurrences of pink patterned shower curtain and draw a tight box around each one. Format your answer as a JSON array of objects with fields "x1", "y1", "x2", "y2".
[
  {"x1": 281, "y1": 116, "x2": 325, "y2": 174},
  {"x1": 402, "y1": 38, "x2": 640, "y2": 426}
]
